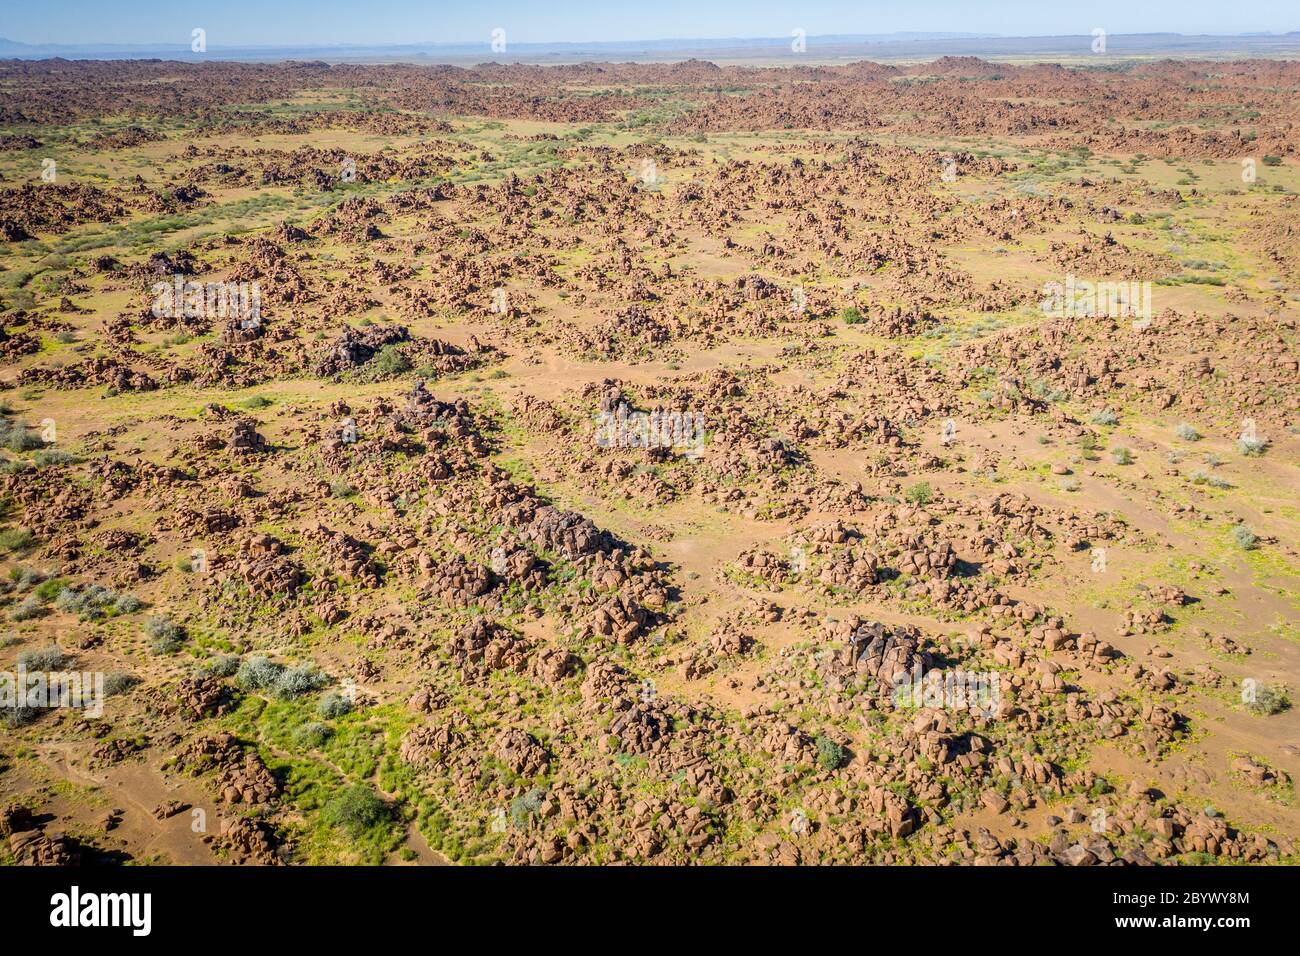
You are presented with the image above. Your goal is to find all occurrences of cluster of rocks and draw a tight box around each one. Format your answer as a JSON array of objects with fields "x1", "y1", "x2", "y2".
[{"x1": 171, "y1": 733, "x2": 280, "y2": 806}]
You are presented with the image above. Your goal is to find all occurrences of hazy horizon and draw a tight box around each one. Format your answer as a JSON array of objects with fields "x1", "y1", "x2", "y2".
[{"x1": 2, "y1": 0, "x2": 1296, "y2": 49}]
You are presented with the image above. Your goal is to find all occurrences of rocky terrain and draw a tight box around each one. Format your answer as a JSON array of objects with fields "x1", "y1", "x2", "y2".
[{"x1": 0, "y1": 55, "x2": 1296, "y2": 866}]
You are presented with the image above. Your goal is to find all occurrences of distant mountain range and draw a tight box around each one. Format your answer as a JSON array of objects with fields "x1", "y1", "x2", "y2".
[{"x1": 2, "y1": 31, "x2": 1299, "y2": 63}]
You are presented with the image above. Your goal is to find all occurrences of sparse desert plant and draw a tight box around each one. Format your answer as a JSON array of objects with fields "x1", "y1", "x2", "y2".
[
  {"x1": 17, "y1": 646, "x2": 65, "y2": 671},
  {"x1": 8, "y1": 596, "x2": 44, "y2": 621},
  {"x1": 113, "y1": 594, "x2": 143, "y2": 614},
  {"x1": 1089, "y1": 409, "x2": 1118, "y2": 426},
  {"x1": 236, "y1": 656, "x2": 284, "y2": 691},
  {"x1": 1189, "y1": 470, "x2": 1232, "y2": 489},
  {"x1": 103, "y1": 671, "x2": 140, "y2": 696},
  {"x1": 372, "y1": 344, "x2": 411, "y2": 376},
  {"x1": 273, "y1": 664, "x2": 329, "y2": 699},
  {"x1": 31, "y1": 449, "x2": 80, "y2": 467},
  {"x1": 32, "y1": 577, "x2": 64, "y2": 601},
  {"x1": 55, "y1": 583, "x2": 139, "y2": 620},
  {"x1": 510, "y1": 788, "x2": 547, "y2": 827},
  {"x1": 198, "y1": 654, "x2": 240, "y2": 678},
  {"x1": 0, "y1": 417, "x2": 40, "y2": 452},
  {"x1": 0, "y1": 528, "x2": 35, "y2": 555},
  {"x1": 1244, "y1": 683, "x2": 1289, "y2": 716},
  {"x1": 293, "y1": 721, "x2": 333, "y2": 748},
  {"x1": 322, "y1": 785, "x2": 390, "y2": 838},
  {"x1": 1060, "y1": 478, "x2": 1081, "y2": 492},
  {"x1": 905, "y1": 482, "x2": 933, "y2": 506},
  {"x1": 1111, "y1": 446, "x2": 1133, "y2": 465},
  {"x1": 53, "y1": 586, "x2": 81, "y2": 613},
  {"x1": 1174, "y1": 423, "x2": 1201, "y2": 441},
  {"x1": 144, "y1": 614, "x2": 186, "y2": 653},
  {"x1": 12, "y1": 566, "x2": 45, "y2": 589},
  {"x1": 1238, "y1": 436, "x2": 1268, "y2": 456},
  {"x1": 4, "y1": 705, "x2": 41, "y2": 728},
  {"x1": 815, "y1": 734, "x2": 848, "y2": 771},
  {"x1": 1232, "y1": 525, "x2": 1258, "y2": 550},
  {"x1": 317, "y1": 690, "x2": 352, "y2": 718}
]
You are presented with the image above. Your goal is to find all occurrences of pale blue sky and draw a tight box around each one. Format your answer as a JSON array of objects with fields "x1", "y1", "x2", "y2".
[{"x1": 2, "y1": 0, "x2": 1294, "y2": 47}]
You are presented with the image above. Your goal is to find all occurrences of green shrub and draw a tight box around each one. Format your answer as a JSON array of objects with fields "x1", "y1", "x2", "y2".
[
  {"x1": 32, "y1": 577, "x2": 65, "y2": 601},
  {"x1": 815, "y1": 734, "x2": 847, "y2": 771},
  {"x1": 1089, "y1": 409, "x2": 1118, "y2": 426},
  {"x1": 317, "y1": 690, "x2": 352, "y2": 718},
  {"x1": 0, "y1": 417, "x2": 40, "y2": 452},
  {"x1": 1232, "y1": 525, "x2": 1258, "y2": 551},
  {"x1": 197, "y1": 654, "x2": 240, "y2": 678},
  {"x1": 322, "y1": 785, "x2": 390, "y2": 837},
  {"x1": 1189, "y1": 469, "x2": 1231, "y2": 489},
  {"x1": 1111, "y1": 446, "x2": 1133, "y2": 465},
  {"x1": 11, "y1": 566, "x2": 44, "y2": 589},
  {"x1": 32, "y1": 450, "x2": 80, "y2": 467},
  {"x1": 372, "y1": 344, "x2": 411, "y2": 376},
  {"x1": 0, "y1": 528, "x2": 34, "y2": 554},
  {"x1": 904, "y1": 482, "x2": 933, "y2": 506},
  {"x1": 293, "y1": 721, "x2": 334, "y2": 748},
  {"x1": 1244, "y1": 684, "x2": 1288, "y2": 715},
  {"x1": 838, "y1": 307, "x2": 864, "y2": 325}
]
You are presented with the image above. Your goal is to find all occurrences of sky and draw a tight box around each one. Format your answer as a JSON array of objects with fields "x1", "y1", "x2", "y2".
[{"x1": 2, "y1": 0, "x2": 1296, "y2": 47}]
